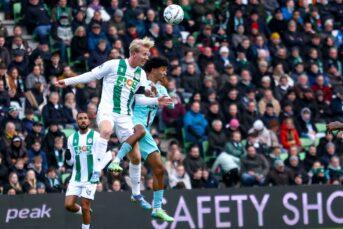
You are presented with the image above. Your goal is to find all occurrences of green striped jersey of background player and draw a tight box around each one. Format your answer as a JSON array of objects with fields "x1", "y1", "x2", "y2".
[{"x1": 66, "y1": 127, "x2": 100, "y2": 182}]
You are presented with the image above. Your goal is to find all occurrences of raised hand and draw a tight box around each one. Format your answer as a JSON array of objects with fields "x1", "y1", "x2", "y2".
[
  {"x1": 54, "y1": 80, "x2": 66, "y2": 88},
  {"x1": 158, "y1": 95, "x2": 173, "y2": 107}
]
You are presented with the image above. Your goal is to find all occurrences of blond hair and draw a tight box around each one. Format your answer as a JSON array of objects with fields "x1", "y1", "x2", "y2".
[{"x1": 129, "y1": 37, "x2": 155, "y2": 56}]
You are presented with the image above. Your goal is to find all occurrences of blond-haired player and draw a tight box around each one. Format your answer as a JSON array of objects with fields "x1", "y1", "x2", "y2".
[{"x1": 56, "y1": 37, "x2": 172, "y2": 209}]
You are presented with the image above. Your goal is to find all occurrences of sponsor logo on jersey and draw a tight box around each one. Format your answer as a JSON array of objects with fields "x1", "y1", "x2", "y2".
[{"x1": 117, "y1": 75, "x2": 138, "y2": 91}]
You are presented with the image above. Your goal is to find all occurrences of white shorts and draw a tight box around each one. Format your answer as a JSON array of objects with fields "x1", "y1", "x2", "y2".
[
  {"x1": 65, "y1": 181, "x2": 97, "y2": 200},
  {"x1": 96, "y1": 111, "x2": 134, "y2": 143}
]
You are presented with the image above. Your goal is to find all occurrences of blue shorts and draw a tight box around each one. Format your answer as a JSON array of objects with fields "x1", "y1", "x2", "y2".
[{"x1": 134, "y1": 122, "x2": 160, "y2": 160}]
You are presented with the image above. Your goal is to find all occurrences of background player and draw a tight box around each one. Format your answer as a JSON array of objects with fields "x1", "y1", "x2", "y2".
[{"x1": 64, "y1": 112, "x2": 111, "y2": 229}]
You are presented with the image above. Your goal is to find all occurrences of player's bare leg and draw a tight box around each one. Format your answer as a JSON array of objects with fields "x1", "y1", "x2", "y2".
[
  {"x1": 108, "y1": 125, "x2": 146, "y2": 172},
  {"x1": 64, "y1": 195, "x2": 82, "y2": 215},
  {"x1": 90, "y1": 120, "x2": 113, "y2": 184},
  {"x1": 147, "y1": 152, "x2": 174, "y2": 222},
  {"x1": 80, "y1": 198, "x2": 92, "y2": 229},
  {"x1": 126, "y1": 143, "x2": 152, "y2": 210}
]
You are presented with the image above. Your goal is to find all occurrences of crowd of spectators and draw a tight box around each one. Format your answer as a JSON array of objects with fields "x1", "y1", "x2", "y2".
[{"x1": 0, "y1": 0, "x2": 343, "y2": 195}]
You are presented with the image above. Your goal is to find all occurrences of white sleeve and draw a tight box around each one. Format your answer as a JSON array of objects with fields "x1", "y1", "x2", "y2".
[
  {"x1": 134, "y1": 94, "x2": 158, "y2": 105},
  {"x1": 66, "y1": 136, "x2": 75, "y2": 166},
  {"x1": 64, "y1": 71, "x2": 98, "y2": 86},
  {"x1": 91, "y1": 60, "x2": 116, "y2": 79},
  {"x1": 64, "y1": 60, "x2": 115, "y2": 86}
]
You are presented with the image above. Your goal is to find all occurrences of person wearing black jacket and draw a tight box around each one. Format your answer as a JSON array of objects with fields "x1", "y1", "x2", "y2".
[
  {"x1": 25, "y1": 121, "x2": 44, "y2": 149},
  {"x1": 181, "y1": 63, "x2": 201, "y2": 94},
  {"x1": 42, "y1": 92, "x2": 74, "y2": 128},
  {"x1": 24, "y1": 0, "x2": 51, "y2": 42},
  {"x1": 42, "y1": 122, "x2": 67, "y2": 153},
  {"x1": 183, "y1": 145, "x2": 207, "y2": 188}
]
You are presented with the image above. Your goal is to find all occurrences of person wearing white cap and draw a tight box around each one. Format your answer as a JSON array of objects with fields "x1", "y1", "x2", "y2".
[
  {"x1": 249, "y1": 119, "x2": 279, "y2": 150},
  {"x1": 216, "y1": 46, "x2": 232, "y2": 70}
]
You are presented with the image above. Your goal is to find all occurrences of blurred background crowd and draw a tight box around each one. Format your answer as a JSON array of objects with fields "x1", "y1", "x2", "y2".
[{"x1": 0, "y1": 0, "x2": 342, "y2": 195}]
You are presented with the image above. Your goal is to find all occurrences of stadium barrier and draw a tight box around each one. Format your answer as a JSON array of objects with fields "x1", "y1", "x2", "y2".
[{"x1": 1, "y1": 185, "x2": 343, "y2": 229}]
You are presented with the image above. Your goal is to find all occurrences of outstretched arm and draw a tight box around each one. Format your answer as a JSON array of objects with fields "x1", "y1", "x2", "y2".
[{"x1": 55, "y1": 60, "x2": 114, "y2": 87}]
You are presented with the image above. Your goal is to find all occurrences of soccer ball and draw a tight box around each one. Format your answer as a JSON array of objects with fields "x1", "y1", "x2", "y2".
[{"x1": 163, "y1": 4, "x2": 184, "y2": 25}]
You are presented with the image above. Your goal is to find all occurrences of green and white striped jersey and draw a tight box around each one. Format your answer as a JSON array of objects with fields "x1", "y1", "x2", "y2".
[
  {"x1": 67, "y1": 129, "x2": 100, "y2": 182},
  {"x1": 92, "y1": 59, "x2": 147, "y2": 116}
]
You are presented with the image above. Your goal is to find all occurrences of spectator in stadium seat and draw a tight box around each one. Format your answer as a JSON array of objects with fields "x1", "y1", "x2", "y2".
[
  {"x1": 274, "y1": 75, "x2": 291, "y2": 101},
  {"x1": 320, "y1": 142, "x2": 337, "y2": 169},
  {"x1": 89, "y1": 23, "x2": 110, "y2": 50},
  {"x1": 4, "y1": 136, "x2": 27, "y2": 167},
  {"x1": 183, "y1": 145, "x2": 207, "y2": 188},
  {"x1": 268, "y1": 8, "x2": 288, "y2": 34},
  {"x1": 51, "y1": 0, "x2": 73, "y2": 24},
  {"x1": 28, "y1": 139, "x2": 48, "y2": 173},
  {"x1": 28, "y1": 155, "x2": 45, "y2": 183},
  {"x1": 165, "y1": 149, "x2": 184, "y2": 177},
  {"x1": 309, "y1": 161, "x2": 329, "y2": 185},
  {"x1": 261, "y1": 103, "x2": 279, "y2": 128},
  {"x1": 88, "y1": 10, "x2": 108, "y2": 33},
  {"x1": 258, "y1": 89, "x2": 281, "y2": 116},
  {"x1": 303, "y1": 145, "x2": 320, "y2": 172},
  {"x1": 225, "y1": 130, "x2": 246, "y2": 159},
  {"x1": 169, "y1": 164, "x2": 192, "y2": 189},
  {"x1": 327, "y1": 156, "x2": 343, "y2": 184},
  {"x1": 198, "y1": 47, "x2": 215, "y2": 72},
  {"x1": 241, "y1": 145, "x2": 269, "y2": 187},
  {"x1": 29, "y1": 41, "x2": 51, "y2": 67},
  {"x1": 208, "y1": 120, "x2": 227, "y2": 156},
  {"x1": 324, "y1": 47, "x2": 342, "y2": 76},
  {"x1": 8, "y1": 49, "x2": 29, "y2": 78},
  {"x1": 159, "y1": 38, "x2": 182, "y2": 62},
  {"x1": 86, "y1": 0, "x2": 110, "y2": 24},
  {"x1": 25, "y1": 65, "x2": 47, "y2": 90},
  {"x1": 239, "y1": 100, "x2": 259, "y2": 134},
  {"x1": 37, "y1": 182, "x2": 46, "y2": 194},
  {"x1": 279, "y1": 118, "x2": 301, "y2": 150},
  {"x1": 283, "y1": 19, "x2": 305, "y2": 49},
  {"x1": 3, "y1": 172, "x2": 23, "y2": 194},
  {"x1": 24, "y1": 0, "x2": 51, "y2": 42},
  {"x1": 108, "y1": 9, "x2": 126, "y2": 36},
  {"x1": 181, "y1": 63, "x2": 201, "y2": 94},
  {"x1": 1, "y1": 106, "x2": 22, "y2": 133},
  {"x1": 237, "y1": 69, "x2": 256, "y2": 96},
  {"x1": 42, "y1": 92, "x2": 74, "y2": 128},
  {"x1": 184, "y1": 101, "x2": 208, "y2": 147},
  {"x1": 88, "y1": 39, "x2": 109, "y2": 69},
  {"x1": 47, "y1": 136, "x2": 67, "y2": 172},
  {"x1": 267, "y1": 160, "x2": 293, "y2": 186},
  {"x1": 297, "y1": 107, "x2": 318, "y2": 140},
  {"x1": 71, "y1": 10, "x2": 87, "y2": 33},
  {"x1": 205, "y1": 101, "x2": 225, "y2": 125},
  {"x1": 44, "y1": 167, "x2": 62, "y2": 193},
  {"x1": 45, "y1": 52, "x2": 64, "y2": 81},
  {"x1": 51, "y1": 13, "x2": 73, "y2": 63},
  {"x1": 22, "y1": 169, "x2": 37, "y2": 193},
  {"x1": 287, "y1": 156, "x2": 309, "y2": 185},
  {"x1": 0, "y1": 122, "x2": 17, "y2": 150}
]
